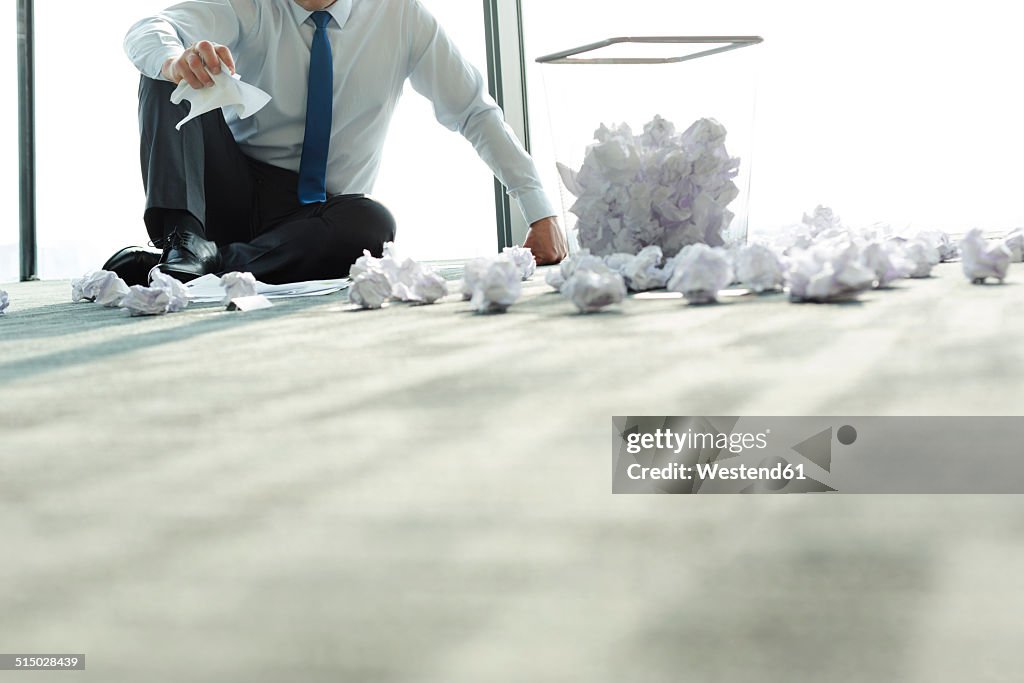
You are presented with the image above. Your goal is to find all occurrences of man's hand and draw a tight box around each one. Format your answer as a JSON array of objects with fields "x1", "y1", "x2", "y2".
[
  {"x1": 523, "y1": 216, "x2": 568, "y2": 266},
  {"x1": 161, "y1": 41, "x2": 236, "y2": 89}
]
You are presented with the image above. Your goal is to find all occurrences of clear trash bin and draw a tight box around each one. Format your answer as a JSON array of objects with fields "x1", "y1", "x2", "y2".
[{"x1": 536, "y1": 36, "x2": 762, "y2": 255}]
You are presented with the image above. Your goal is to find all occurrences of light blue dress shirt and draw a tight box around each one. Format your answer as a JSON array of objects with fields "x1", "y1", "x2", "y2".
[{"x1": 125, "y1": 0, "x2": 556, "y2": 224}]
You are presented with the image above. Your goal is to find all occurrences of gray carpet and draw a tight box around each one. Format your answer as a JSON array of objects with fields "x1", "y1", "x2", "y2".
[{"x1": 1, "y1": 263, "x2": 1022, "y2": 682}]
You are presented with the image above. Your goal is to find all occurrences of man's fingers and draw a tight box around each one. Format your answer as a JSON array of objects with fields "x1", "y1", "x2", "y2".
[
  {"x1": 215, "y1": 45, "x2": 236, "y2": 74},
  {"x1": 185, "y1": 52, "x2": 215, "y2": 87},
  {"x1": 178, "y1": 62, "x2": 205, "y2": 89},
  {"x1": 195, "y1": 41, "x2": 222, "y2": 74}
]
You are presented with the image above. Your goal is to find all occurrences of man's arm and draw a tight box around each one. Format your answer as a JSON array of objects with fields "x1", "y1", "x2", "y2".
[
  {"x1": 124, "y1": 0, "x2": 249, "y2": 83},
  {"x1": 403, "y1": 1, "x2": 567, "y2": 264}
]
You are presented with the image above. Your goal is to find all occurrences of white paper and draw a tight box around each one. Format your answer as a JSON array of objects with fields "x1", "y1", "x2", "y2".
[
  {"x1": 787, "y1": 238, "x2": 875, "y2": 303},
  {"x1": 1004, "y1": 229, "x2": 1024, "y2": 263},
  {"x1": 149, "y1": 272, "x2": 190, "y2": 312},
  {"x1": 616, "y1": 245, "x2": 672, "y2": 292},
  {"x1": 734, "y1": 243, "x2": 786, "y2": 293},
  {"x1": 120, "y1": 285, "x2": 175, "y2": 317},
  {"x1": 467, "y1": 256, "x2": 522, "y2": 314},
  {"x1": 959, "y1": 228, "x2": 1011, "y2": 283},
  {"x1": 185, "y1": 273, "x2": 350, "y2": 303},
  {"x1": 227, "y1": 295, "x2": 274, "y2": 311},
  {"x1": 170, "y1": 71, "x2": 271, "y2": 130},
  {"x1": 0, "y1": 289, "x2": 8, "y2": 315},
  {"x1": 502, "y1": 246, "x2": 537, "y2": 281},
  {"x1": 862, "y1": 241, "x2": 911, "y2": 288},
  {"x1": 349, "y1": 270, "x2": 393, "y2": 309},
  {"x1": 120, "y1": 272, "x2": 191, "y2": 316},
  {"x1": 220, "y1": 271, "x2": 258, "y2": 305},
  {"x1": 667, "y1": 244, "x2": 734, "y2": 304},
  {"x1": 545, "y1": 249, "x2": 606, "y2": 293},
  {"x1": 910, "y1": 229, "x2": 959, "y2": 262},
  {"x1": 562, "y1": 262, "x2": 627, "y2": 313},
  {"x1": 71, "y1": 270, "x2": 130, "y2": 307},
  {"x1": 461, "y1": 257, "x2": 490, "y2": 301},
  {"x1": 893, "y1": 238, "x2": 938, "y2": 279},
  {"x1": 561, "y1": 115, "x2": 740, "y2": 257}
]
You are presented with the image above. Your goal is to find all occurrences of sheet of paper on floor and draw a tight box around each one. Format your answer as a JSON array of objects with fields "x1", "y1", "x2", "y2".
[{"x1": 185, "y1": 274, "x2": 351, "y2": 303}]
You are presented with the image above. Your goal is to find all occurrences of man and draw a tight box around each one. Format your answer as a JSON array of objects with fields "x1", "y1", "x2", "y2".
[{"x1": 108, "y1": 0, "x2": 567, "y2": 285}]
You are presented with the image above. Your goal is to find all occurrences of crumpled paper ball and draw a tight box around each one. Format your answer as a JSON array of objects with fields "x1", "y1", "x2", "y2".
[
  {"x1": 468, "y1": 256, "x2": 522, "y2": 314},
  {"x1": 544, "y1": 249, "x2": 605, "y2": 292},
  {"x1": 1003, "y1": 229, "x2": 1024, "y2": 263},
  {"x1": 461, "y1": 257, "x2": 490, "y2": 301},
  {"x1": 913, "y1": 229, "x2": 959, "y2": 262},
  {"x1": 617, "y1": 245, "x2": 672, "y2": 292},
  {"x1": 0, "y1": 289, "x2": 8, "y2": 315},
  {"x1": 407, "y1": 268, "x2": 448, "y2": 304},
  {"x1": 562, "y1": 262, "x2": 627, "y2": 313},
  {"x1": 220, "y1": 271, "x2": 258, "y2": 305},
  {"x1": 350, "y1": 243, "x2": 447, "y2": 305},
  {"x1": 71, "y1": 270, "x2": 131, "y2": 307},
  {"x1": 734, "y1": 243, "x2": 786, "y2": 293},
  {"x1": 559, "y1": 115, "x2": 740, "y2": 257},
  {"x1": 861, "y1": 241, "x2": 911, "y2": 288},
  {"x1": 960, "y1": 228, "x2": 1011, "y2": 284},
  {"x1": 892, "y1": 238, "x2": 939, "y2": 279},
  {"x1": 667, "y1": 244, "x2": 734, "y2": 304},
  {"x1": 502, "y1": 246, "x2": 537, "y2": 281},
  {"x1": 787, "y1": 238, "x2": 876, "y2": 303},
  {"x1": 349, "y1": 269, "x2": 393, "y2": 309},
  {"x1": 120, "y1": 271, "x2": 190, "y2": 316}
]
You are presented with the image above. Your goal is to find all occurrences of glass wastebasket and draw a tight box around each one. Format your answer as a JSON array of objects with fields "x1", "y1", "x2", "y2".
[{"x1": 537, "y1": 36, "x2": 762, "y2": 255}]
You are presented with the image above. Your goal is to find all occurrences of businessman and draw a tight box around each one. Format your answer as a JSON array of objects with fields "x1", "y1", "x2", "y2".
[{"x1": 107, "y1": 0, "x2": 568, "y2": 285}]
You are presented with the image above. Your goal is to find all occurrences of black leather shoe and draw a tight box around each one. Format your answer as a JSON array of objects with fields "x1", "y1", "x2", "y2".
[
  {"x1": 156, "y1": 228, "x2": 221, "y2": 283},
  {"x1": 102, "y1": 246, "x2": 162, "y2": 287}
]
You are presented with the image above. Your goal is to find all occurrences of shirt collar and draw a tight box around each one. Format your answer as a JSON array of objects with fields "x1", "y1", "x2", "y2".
[{"x1": 288, "y1": 0, "x2": 352, "y2": 30}]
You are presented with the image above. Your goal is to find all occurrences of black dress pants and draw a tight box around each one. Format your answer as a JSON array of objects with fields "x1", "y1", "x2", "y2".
[{"x1": 138, "y1": 76, "x2": 396, "y2": 284}]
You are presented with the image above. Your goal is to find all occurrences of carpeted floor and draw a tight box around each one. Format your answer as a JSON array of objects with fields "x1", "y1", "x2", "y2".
[{"x1": 1, "y1": 263, "x2": 1022, "y2": 682}]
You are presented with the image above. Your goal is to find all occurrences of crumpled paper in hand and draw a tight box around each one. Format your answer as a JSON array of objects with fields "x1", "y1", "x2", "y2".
[
  {"x1": 734, "y1": 243, "x2": 786, "y2": 293},
  {"x1": 220, "y1": 271, "x2": 258, "y2": 305},
  {"x1": 467, "y1": 256, "x2": 522, "y2": 314},
  {"x1": 960, "y1": 228, "x2": 1011, "y2": 283},
  {"x1": 0, "y1": 289, "x2": 8, "y2": 315},
  {"x1": 120, "y1": 271, "x2": 191, "y2": 316},
  {"x1": 787, "y1": 238, "x2": 876, "y2": 302},
  {"x1": 562, "y1": 261, "x2": 627, "y2": 313},
  {"x1": 71, "y1": 270, "x2": 131, "y2": 307},
  {"x1": 171, "y1": 70, "x2": 272, "y2": 130},
  {"x1": 349, "y1": 270, "x2": 393, "y2": 309},
  {"x1": 502, "y1": 246, "x2": 537, "y2": 281},
  {"x1": 667, "y1": 244, "x2": 734, "y2": 304},
  {"x1": 559, "y1": 115, "x2": 740, "y2": 257}
]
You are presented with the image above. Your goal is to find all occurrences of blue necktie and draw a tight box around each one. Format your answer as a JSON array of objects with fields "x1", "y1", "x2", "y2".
[{"x1": 297, "y1": 11, "x2": 333, "y2": 204}]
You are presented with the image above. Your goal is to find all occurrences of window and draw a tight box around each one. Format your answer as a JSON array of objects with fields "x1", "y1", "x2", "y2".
[
  {"x1": 34, "y1": 1, "x2": 170, "y2": 279},
  {"x1": 373, "y1": 0, "x2": 498, "y2": 262},
  {"x1": 27, "y1": 0, "x2": 500, "y2": 281},
  {"x1": 0, "y1": 9, "x2": 18, "y2": 283},
  {"x1": 522, "y1": 0, "x2": 1024, "y2": 236}
]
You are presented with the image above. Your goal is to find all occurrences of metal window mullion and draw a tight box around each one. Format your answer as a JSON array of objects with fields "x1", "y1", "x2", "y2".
[
  {"x1": 482, "y1": 0, "x2": 531, "y2": 251},
  {"x1": 17, "y1": 0, "x2": 37, "y2": 281}
]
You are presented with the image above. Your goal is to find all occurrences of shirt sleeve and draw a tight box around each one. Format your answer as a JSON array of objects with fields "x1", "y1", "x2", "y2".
[
  {"x1": 124, "y1": 0, "x2": 249, "y2": 81},
  {"x1": 403, "y1": 0, "x2": 556, "y2": 226}
]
